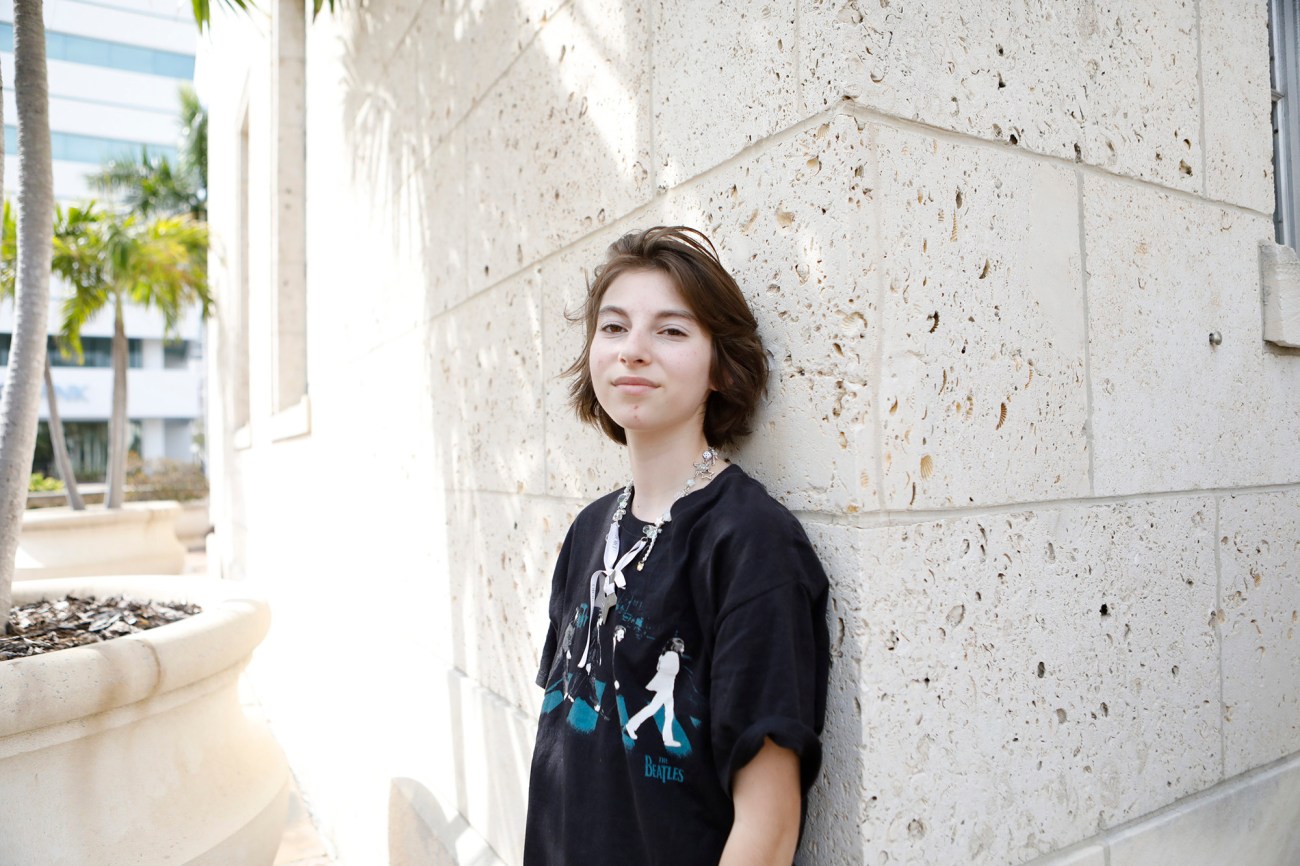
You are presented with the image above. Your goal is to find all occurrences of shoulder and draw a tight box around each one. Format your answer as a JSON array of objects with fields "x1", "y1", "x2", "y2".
[
  {"x1": 686, "y1": 466, "x2": 829, "y2": 604},
  {"x1": 708, "y1": 466, "x2": 802, "y2": 530},
  {"x1": 693, "y1": 465, "x2": 811, "y2": 548},
  {"x1": 569, "y1": 487, "x2": 624, "y2": 536},
  {"x1": 549, "y1": 487, "x2": 622, "y2": 574}
]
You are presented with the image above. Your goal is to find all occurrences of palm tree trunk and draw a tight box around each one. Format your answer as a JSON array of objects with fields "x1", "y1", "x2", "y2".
[
  {"x1": 43, "y1": 355, "x2": 84, "y2": 510},
  {"x1": 105, "y1": 297, "x2": 128, "y2": 509},
  {"x1": 0, "y1": 0, "x2": 55, "y2": 630}
]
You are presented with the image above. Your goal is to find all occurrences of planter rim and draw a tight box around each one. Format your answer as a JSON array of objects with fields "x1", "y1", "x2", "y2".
[
  {"x1": 1, "y1": 576, "x2": 270, "y2": 738},
  {"x1": 22, "y1": 500, "x2": 183, "y2": 530}
]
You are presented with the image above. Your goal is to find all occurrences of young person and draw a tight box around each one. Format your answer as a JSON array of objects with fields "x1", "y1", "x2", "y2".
[{"x1": 525, "y1": 226, "x2": 830, "y2": 866}]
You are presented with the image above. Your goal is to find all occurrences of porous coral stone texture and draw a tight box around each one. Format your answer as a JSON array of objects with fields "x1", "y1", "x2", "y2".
[
  {"x1": 801, "y1": 0, "x2": 1203, "y2": 192},
  {"x1": 814, "y1": 498, "x2": 1217, "y2": 863},
  {"x1": 1219, "y1": 489, "x2": 1300, "y2": 777}
]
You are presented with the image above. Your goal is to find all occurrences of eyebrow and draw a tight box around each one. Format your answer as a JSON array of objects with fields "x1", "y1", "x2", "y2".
[{"x1": 597, "y1": 304, "x2": 699, "y2": 322}]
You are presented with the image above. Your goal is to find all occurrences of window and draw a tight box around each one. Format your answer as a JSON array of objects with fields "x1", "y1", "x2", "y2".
[
  {"x1": 1272, "y1": 0, "x2": 1300, "y2": 251},
  {"x1": 163, "y1": 340, "x2": 189, "y2": 370},
  {"x1": 3, "y1": 125, "x2": 179, "y2": 166},
  {"x1": 0, "y1": 22, "x2": 195, "y2": 79},
  {"x1": 33, "y1": 420, "x2": 123, "y2": 482},
  {"x1": 163, "y1": 418, "x2": 193, "y2": 460},
  {"x1": 47, "y1": 336, "x2": 143, "y2": 368}
]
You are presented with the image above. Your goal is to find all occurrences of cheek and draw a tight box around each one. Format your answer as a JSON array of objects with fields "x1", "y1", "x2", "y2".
[{"x1": 588, "y1": 342, "x2": 610, "y2": 375}]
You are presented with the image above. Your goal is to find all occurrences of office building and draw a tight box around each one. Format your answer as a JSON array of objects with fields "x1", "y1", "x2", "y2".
[{"x1": 0, "y1": 0, "x2": 201, "y2": 480}]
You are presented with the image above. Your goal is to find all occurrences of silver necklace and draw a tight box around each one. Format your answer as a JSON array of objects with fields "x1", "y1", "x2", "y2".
[
  {"x1": 612, "y1": 447, "x2": 718, "y2": 572},
  {"x1": 575, "y1": 448, "x2": 717, "y2": 671}
]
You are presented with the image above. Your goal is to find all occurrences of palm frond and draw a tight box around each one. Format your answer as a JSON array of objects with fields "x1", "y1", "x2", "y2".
[
  {"x1": 178, "y1": 85, "x2": 207, "y2": 196},
  {"x1": 193, "y1": 0, "x2": 338, "y2": 31},
  {"x1": 0, "y1": 200, "x2": 16, "y2": 300},
  {"x1": 87, "y1": 149, "x2": 195, "y2": 217},
  {"x1": 58, "y1": 280, "x2": 108, "y2": 363},
  {"x1": 51, "y1": 206, "x2": 211, "y2": 348},
  {"x1": 192, "y1": 0, "x2": 254, "y2": 33}
]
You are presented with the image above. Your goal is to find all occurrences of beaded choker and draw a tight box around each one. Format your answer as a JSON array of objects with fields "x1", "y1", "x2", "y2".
[{"x1": 575, "y1": 449, "x2": 717, "y2": 671}]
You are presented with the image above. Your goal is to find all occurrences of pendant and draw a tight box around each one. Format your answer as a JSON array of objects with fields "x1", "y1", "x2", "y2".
[{"x1": 597, "y1": 588, "x2": 618, "y2": 625}]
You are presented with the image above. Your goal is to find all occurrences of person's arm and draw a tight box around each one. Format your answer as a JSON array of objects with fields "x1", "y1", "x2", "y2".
[{"x1": 718, "y1": 737, "x2": 802, "y2": 866}]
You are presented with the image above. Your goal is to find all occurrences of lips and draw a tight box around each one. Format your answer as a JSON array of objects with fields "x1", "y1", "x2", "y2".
[{"x1": 611, "y1": 376, "x2": 658, "y2": 396}]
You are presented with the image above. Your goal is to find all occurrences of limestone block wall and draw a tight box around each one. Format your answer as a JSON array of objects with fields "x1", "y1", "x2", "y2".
[{"x1": 202, "y1": 1, "x2": 1300, "y2": 864}]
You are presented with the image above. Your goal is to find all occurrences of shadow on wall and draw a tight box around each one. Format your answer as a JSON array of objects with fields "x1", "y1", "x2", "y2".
[
  {"x1": 390, "y1": 777, "x2": 497, "y2": 866},
  {"x1": 338, "y1": 2, "x2": 867, "y2": 864},
  {"x1": 336, "y1": 2, "x2": 617, "y2": 864}
]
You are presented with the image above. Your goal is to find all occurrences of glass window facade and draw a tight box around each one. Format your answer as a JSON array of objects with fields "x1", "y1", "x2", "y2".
[
  {"x1": 3, "y1": 334, "x2": 163, "y2": 369},
  {"x1": 0, "y1": 22, "x2": 194, "y2": 79},
  {"x1": 45, "y1": 336, "x2": 144, "y2": 369},
  {"x1": 33, "y1": 419, "x2": 140, "y2": 482},
  {"x1": 3, "y1": 124, "x2": 178, "y2": 165}
]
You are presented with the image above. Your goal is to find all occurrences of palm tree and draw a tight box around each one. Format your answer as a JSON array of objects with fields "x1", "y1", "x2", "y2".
[
  {"x1": 53, "y1": 204, "x2": 210, "y2": 509},
  {"x1": 1, "y1": 201, "x2": 84, "y2": 509},
  {"x1": 88, "y1": 150, "x2": 203, "y2": 222},
  {"x1": 0, "y1": 0, "x2": 55, "y2": 630},
  {"x1": 88, "y1": 85, "x2": 207, "y2": 222}
]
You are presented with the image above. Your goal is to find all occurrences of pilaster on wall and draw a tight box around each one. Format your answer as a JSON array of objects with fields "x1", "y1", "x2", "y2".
[{"x1": 269, "y1": 0, "x2": 309, "y2": 431}]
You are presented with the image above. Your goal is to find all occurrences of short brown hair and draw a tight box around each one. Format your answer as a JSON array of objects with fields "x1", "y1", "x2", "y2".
[{"x1": 565, "y1": 226, "x2": 769, "y2": 448}]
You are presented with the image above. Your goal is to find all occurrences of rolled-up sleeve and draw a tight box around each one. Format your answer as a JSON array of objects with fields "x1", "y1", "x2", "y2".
[{"x1": 709, "y1": 578, "x2": 828, "y2": 795}]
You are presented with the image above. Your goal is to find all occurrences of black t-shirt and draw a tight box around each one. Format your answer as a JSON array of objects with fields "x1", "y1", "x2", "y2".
[{"x1": 524, "y1": 464, "x2": 830, "y2": 866}]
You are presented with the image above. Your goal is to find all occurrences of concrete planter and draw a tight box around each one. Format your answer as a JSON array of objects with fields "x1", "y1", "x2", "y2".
[
  {"x1": 0, "y1": 576, "x2": 289, "y2": 866},
  {"x1": 175, "y1": 499, "x2": 212, "y2": 551},
  {"x1": 16, "y1": 501, "x2": 187, "y2": 580}
]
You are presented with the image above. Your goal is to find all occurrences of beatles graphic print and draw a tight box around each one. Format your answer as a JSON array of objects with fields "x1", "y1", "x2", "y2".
[{"x1": 540, "y1": 594, "x2": 700, "y2": 763}]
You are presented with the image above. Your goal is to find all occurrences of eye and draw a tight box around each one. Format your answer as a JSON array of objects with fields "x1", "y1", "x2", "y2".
[
  {"x1": 598, "y1": 321, "x2": 627, "y2": 334},
  {"x1": 660, "y1": 325, "x2": 689, "y2": 337}
]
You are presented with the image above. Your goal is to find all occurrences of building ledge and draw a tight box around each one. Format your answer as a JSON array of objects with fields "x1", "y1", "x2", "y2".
[
  {"x1": 269, "y1": 395, "x2": 311, "y2": 443},
  {"x1": 1261, "y1": 241, "x2": 1300, "y2": 348}
]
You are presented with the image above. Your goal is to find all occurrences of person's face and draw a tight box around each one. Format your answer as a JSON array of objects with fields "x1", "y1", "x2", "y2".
[{"x1": 589, "y1": 269, "x2": 713, "y2": 444}]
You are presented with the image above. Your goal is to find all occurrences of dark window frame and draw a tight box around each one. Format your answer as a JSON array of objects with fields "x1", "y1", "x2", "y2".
[{"x1": 1271, "y1": 0, "x2": 1300, "y2": 251}]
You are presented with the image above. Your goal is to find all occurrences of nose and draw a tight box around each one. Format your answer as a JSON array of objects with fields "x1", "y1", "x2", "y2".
[{"x1": 618, "y1": 327, "x2": 650, "y2": 365}]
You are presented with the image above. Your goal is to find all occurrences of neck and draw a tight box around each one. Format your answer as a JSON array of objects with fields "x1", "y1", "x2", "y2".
[{"x1": 625, "y1": 429, "x2": 713, "y2": 521}]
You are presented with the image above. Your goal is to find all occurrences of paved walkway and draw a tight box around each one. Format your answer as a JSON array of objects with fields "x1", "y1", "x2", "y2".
[{"x1": 183, "y1": 548, "x2": 334, "y2": 865}]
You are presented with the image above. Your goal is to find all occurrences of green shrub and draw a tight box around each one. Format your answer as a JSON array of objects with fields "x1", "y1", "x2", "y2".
[
  {"x1": 29, "y1": 472, "x2": 64, "y2": 492},
  {"x1": 126, "y1": 457, "x2": 208, "y2": 503}
]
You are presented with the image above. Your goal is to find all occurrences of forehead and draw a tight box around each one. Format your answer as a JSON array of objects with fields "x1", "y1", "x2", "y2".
[{"x1": 598, "y1": 268, "x2": 691, "y2": 314}]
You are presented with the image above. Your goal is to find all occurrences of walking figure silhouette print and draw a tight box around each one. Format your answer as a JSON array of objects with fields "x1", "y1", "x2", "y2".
[{"x1": 624, "y1": 638, "x2": 686, "y2": 748}]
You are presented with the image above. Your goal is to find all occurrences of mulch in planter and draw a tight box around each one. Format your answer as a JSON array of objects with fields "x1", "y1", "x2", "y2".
[{"x1": 2, "y1": 595, "x2": 202, "y2": 661}]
